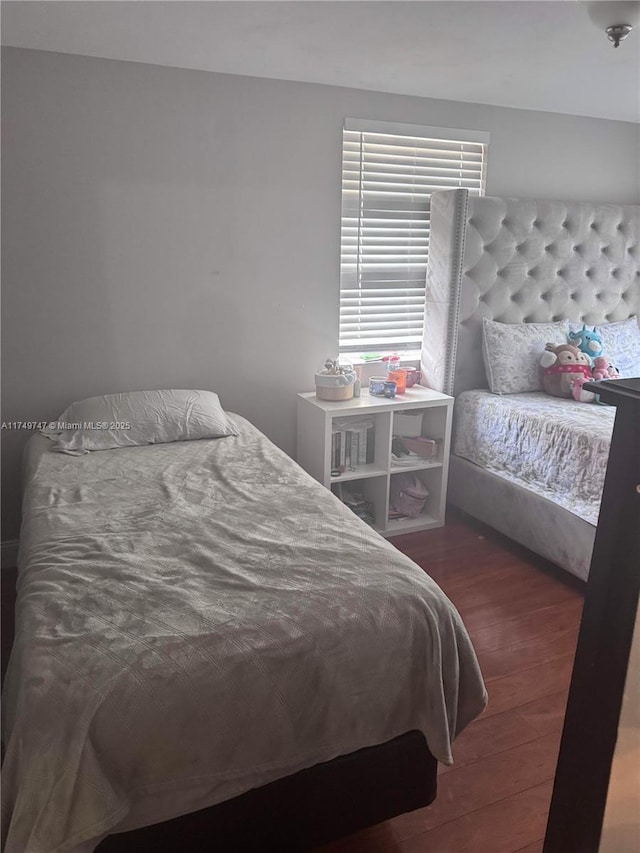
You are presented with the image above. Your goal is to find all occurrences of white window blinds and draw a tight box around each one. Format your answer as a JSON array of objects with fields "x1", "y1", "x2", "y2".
[{"x1": 340, "y1": 119, "x2": 488, "y2": 353}]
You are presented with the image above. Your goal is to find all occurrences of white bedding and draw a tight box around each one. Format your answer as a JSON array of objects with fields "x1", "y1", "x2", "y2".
[
  {"x1": 2, "y1": 416, "x2": 487, "y2": 853},
  {"x1": 453, "y1": 391, "x2": 615, "y2": 525}
]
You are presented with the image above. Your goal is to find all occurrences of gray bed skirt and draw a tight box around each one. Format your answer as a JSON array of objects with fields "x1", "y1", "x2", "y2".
[{"x1": 448, "y1": 455, "x2": 595, "y2": 581}]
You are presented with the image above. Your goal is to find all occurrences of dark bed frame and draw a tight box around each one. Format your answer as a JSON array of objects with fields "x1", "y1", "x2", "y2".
[
  {"x1": 96, "y1": 730, "x2": 437, "y2": 851},
  {"x1": 544, "y1": 379, "x2": 640, "y2": 852}
]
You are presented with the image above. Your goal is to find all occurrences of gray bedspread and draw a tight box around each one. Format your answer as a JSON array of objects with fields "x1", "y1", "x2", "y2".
[
  {"x1": 2, "y1": 416, "x2": 486, "y2": 853},
  {"x1": 454, "y1": 391, "x2": 615, "y2": 525}
]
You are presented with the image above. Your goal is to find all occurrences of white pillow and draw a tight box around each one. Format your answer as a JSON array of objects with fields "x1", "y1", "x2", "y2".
[
  {"x1": 482, "y1": 318, "x2": 570, "y2": 394},
  {"x1": 569, "y1": 318, "x2": 640, "y2": 379},
  {"x1": 43, "y1": 389, "x2": 238, "y2": 454}
]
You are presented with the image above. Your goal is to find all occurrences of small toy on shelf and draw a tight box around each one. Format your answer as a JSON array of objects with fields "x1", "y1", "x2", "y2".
[{"x1": 382, "y1": 353, "x2": 401, "y2": 373}]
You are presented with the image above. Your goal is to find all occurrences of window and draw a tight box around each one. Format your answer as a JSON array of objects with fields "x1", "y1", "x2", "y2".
[{"x1": 340, "y1": 119, "x2": 488, "y2": 353}]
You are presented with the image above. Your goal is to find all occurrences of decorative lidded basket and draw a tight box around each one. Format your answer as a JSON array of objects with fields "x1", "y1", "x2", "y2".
[
  {"x1": 315, "y1": 382, "x2": 353, "y2": 401},
  {"x1": 315, "y1": 367, "x2": 356, "y2": 401}
]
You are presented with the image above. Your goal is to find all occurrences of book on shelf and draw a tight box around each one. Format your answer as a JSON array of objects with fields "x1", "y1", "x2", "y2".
[
  {"x1": 350, "y1": 431, "x2": 359, "y2": 468},
  {"x1": 356, "y1": 426, "x2": 367, "y2": 465},
  {"x1": 331, "y1": 420, "x2": 375, "y2": 470},
  {"x1": 391, "y1": 451, "x2": 428, "y2": 467},
  {"x1": 365, "y1": 426, "x2": 374, "y2": 464},
  {"x1": 332, "y1": 482, "x2": 375, "y2": 526}
]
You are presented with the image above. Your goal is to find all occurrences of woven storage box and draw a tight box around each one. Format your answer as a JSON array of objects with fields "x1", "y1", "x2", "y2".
[
  {"x1": 315, "y1": 383, "x2": 354, "y2": 401},
  {"x1": 314, "y1": 372, "x2": 355, "y2": 401}
]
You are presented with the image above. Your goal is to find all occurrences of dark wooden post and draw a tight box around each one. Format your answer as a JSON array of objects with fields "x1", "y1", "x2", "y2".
[{"x1": 544, "y1": 379, "x2": 640, "y2": 853}]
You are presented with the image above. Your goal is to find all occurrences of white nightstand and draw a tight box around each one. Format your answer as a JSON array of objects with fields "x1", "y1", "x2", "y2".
[{"x1": 296, "y1": 386, "x2": 454, "y2": 537}]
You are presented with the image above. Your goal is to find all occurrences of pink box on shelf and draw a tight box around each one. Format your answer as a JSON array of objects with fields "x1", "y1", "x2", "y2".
[{"x1": 401, "y1": 436, "x2": 440, "y2": 459}]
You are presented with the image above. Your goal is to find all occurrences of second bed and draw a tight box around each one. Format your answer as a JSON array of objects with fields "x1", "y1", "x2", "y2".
[{"x1": 2, "y1": 411, "x2": 487, "y2": 853}]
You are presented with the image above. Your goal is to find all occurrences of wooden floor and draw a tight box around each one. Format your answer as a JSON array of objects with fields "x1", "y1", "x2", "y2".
[
  {"x1": 1, "y1": 510, "x2": 584, "y2": 853},
  {"x1": 317, "y1": 511, "x2": 585, "y2": 853}
]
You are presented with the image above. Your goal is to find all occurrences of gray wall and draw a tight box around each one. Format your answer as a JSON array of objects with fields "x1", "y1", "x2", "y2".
[{"x1": 2, "y1": 46, "x2": 639, "y2": 541}]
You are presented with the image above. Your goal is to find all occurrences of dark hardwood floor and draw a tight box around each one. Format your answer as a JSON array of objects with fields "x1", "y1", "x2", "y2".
[
  {"x1": 1, "y1": 510, "x2": 584, "y2": 853},
  {"x1": 316, "y1": 511, "x2": 585, "y2": 853}
]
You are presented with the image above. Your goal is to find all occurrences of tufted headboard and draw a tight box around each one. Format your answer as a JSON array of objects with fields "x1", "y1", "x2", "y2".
[{"x1": 422, "y1": 189, "x2": 640, "y2": 395}]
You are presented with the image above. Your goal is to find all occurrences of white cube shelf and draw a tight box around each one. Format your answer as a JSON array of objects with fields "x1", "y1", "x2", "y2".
[{"x1": 296, "y1": 386, "x2": 454, "y2": 537}]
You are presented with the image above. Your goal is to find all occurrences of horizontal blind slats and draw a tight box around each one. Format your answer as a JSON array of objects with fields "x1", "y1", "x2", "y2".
[
  {"x1": 342, "y1": 156, "x2": 484, "y2": 169},
  {"x1": 344, "y1": 136, "x2": 485, "y2": 155},
  {"x1": 340, "y1": 125, "x2": 487, "y2": 351},
  {"x1": 341, "y1": 274, "x2": 429, "y2": 287},
  {"x1": 341, "y1": 329, "x2": 422, "y2": 347},
  {"x1": 341, "y1": 308, "x2": 425, "y2": 317}
]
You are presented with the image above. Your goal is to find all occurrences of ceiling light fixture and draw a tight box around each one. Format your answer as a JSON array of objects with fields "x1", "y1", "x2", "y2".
[{"x1": 587, "y1": 1, "x2": 640, "y2": 46}]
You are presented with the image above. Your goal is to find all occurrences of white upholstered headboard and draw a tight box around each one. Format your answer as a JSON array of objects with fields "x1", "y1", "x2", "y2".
[{"x1": 422, "y1": 189, "x2": 640, "y2": 395}]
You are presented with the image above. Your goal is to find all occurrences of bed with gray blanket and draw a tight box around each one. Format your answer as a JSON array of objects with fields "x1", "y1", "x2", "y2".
[
  {"x1": 422, "y1": 188, "x2": 640, "y2": 580},
  {"x1": 2, "y1": 415, "x2": 486, "y2": 853}
]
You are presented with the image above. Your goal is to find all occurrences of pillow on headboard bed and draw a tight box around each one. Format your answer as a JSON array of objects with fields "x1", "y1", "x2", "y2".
[
  {"x1": 43, "y1": 389, "x2": 238, "y2": 455},
  {"x1": 482, "y1": 318, "x2": 570, "y2": 394},
  {"x1": 569, "y1": 317, "x2": 640, "y2": 379}
]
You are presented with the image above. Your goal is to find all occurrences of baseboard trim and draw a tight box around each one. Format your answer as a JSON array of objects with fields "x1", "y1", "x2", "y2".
[{"x1": 1, "y1": 540, "x2": 19, "y2": 571}]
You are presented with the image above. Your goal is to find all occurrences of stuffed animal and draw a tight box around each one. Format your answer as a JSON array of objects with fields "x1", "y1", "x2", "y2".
[
  {"x1": 540, "y1": 343, "x2": 595, "y2": 402},
  {"x1": 570, "y1": 375, "x2": 596, "y2": 403},
  {"x1": 592, "y1": 355, "x2": 619, "y2": 381},
  {"x1": 568, "y1": 325, "x2": 603, "y2": 365}
]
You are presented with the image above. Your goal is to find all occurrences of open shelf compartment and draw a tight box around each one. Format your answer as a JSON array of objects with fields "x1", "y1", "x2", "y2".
[
  {"x1": 332, "y1": 474, "x2": 389, "y2": 530},
  {"x1": 329, "y1": 411, "x2": 392, "y2": 484},
  {"x1": 390, "y1": 406, "x2": 449, "y2": 472},
  {"x1": 384, "y1": 467, "x2": 445, "y2": 535}
]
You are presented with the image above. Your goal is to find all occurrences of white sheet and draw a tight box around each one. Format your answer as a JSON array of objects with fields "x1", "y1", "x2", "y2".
[
  {"x1": 2, "y1": 416, "x2": 487, "y2": 853},
  {"x1": 453, "y1": 391, "x2": 615, "y2": 525}
]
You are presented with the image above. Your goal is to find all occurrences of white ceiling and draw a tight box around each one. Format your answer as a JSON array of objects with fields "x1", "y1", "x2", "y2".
[{"x1": 2, "y1": 0, "x2": 640, "y2": 123}]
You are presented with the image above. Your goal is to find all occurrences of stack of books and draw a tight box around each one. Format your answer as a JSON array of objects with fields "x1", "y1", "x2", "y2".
[
  {"x1": 333, "y1": 483, "x2": 375, "y2": 526},
  {"x1": 390, "y1": 435, "x2": 440, "y2": 467},
  {"x1": 388, "y1": 506, "x2": 407, "y2": 521},
  {"x1": 331, "y1": 417, "x2": 375, "y2": 470}
]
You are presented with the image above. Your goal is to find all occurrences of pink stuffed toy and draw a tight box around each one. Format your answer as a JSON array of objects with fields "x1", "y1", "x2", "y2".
[
  {"x1": 571, "y1": 375, "x2": 595, "y2": 403},
  {"x1": 592, "y1": 356, "x2": 619, "y2": 381}
]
